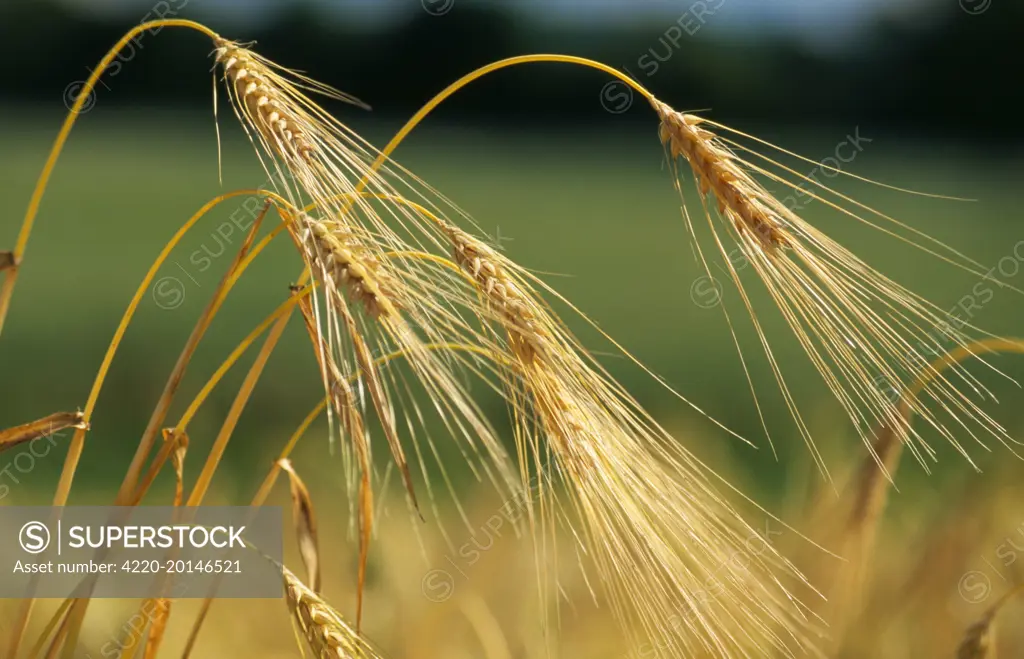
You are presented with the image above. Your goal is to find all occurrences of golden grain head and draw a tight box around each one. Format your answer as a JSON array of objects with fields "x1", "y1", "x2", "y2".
[
  {"x1": 654, "y1": 96, "x2": 1021, "y2": 479},
  {"x1": 655, "y1": 100, "x2": 790, "y2": 252},
  {"x1": 214, "y1": 41, "x2": 525, "y2": 547},
  {"x1": 212, "y1": 41, "x2": 823, "y2": 656},
  {"x1": 297, "y1": 214, "x2": 396, "y2": 319},
  {"x1": 214, "y1": 38, "x2": 327, "y2": 162},
  {"x1": 435, "y1": 217, "x2": 822, "y2": 655},
  {"x1": 283, "y1": 567, "x2": 382, "y2": 659},
  {"x1": 443, "y1": 221, "x2": 546, "y2": 362}
]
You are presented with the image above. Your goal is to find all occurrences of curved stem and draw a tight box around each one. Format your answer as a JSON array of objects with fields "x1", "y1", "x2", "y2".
[
  {"x1": 857, "y1": 337, "x2": 1024, "y2": 514},
  {"x1": 881, "y1": 336, "x2": 1024, "y2": 476},
  {"x1": 18, "y1": 191, "x2": 285, "y2": 659},
  {"x1": 905, "y1": 337, "x2": 1024, "y2": 403},
  {"x1": 4, "y1": 189, "x2": 270, "y2": 659},
  {"x1": 367, "y1": 55, "x2": 654, "y2": 183},
  {"x1": 55, "y1": 190, "x2": 274, "y2": 504},
  {"x1": 0, "y1": 19, "x2": 220, "y2": 338},
  {"x1": 131, "y1": 288, "x2": 312, "y2": 505},
  {"x1": 179, "y1": 341, "x2": 499, "y2": 655},
  {"x1": 844, "y1": 336, "x2": 1024, "y2": 568},
  {"x1": 112, "y1": 198, "x2": 285, "y2": 506},
  {"x1": 26, "y1": 600, "x2": 72, "y2": 659},
  {"x1": 179, "y1": 395, "x2": 327, "y2": 659},
  {"x1": 57, "y1": 209, "x2": 289, "y2": 657},
  {"x1": 827, "y1": 338, "x2": 1024, "y2": 651},
  {"x1": 185, "y1": 306, "x2": 295, "y2": 507},
  {"x1": 29, "y1": 289, "x2": 312, "y2": 659}
]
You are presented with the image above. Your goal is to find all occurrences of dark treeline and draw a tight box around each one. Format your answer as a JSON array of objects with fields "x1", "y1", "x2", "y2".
[{"x1": 1, "y1": 1, "x2": 1021, "y2": 140}]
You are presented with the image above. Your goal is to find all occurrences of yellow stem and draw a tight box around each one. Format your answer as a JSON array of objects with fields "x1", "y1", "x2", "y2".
[
  {"x1": 6, "y1": 189, "x2": 274, "y2": 659},
  {"x1": 362, "y1": 55, "x2": 655, "y2": 189},
  {"x1": 179, "y1": 341, "x2": 498, "y2": 654},
  {"x1": 26, "y1": 600, "x2": 72, "y2": 659},
  {"x1": 55, "y1": 600, "x2": 86, "y2": 659},
  {"x1": 113, "y1": 199, "x2": 278, "y2": 506},
  {"x1": 131, "y1": 289, "x2": 312, "y2": 505},
  {"x1": 253, "y1": 398, "x2": 329, "y2": 506},
  {"x1": 859, "y1": 336, "x2": 1024, "y2": 496},
  {"x1": 180, "y1": 396, "x2": 328, "y2": 658},
  {"x1": 0, "y1": 19, "x2": 220, "y2": 338},
  {"x1": 123, "y1": 291, "x2": 308, "y2": 659},
  {"x1": 847, "y1": 336, "x2": 1024, "y2": 543},
  {"x1": 55, "y1": 190, "x2": 273, "y2": 506},
  {"x1": 905, "y1": 337, "x2": 1024, "y2": 403},
  {"x1": 185, "y1": 303, "x2": 296, "y2": 507},
  {"x1": 176, "y1": 285, "x2": 307, "y2": 436},
  {"x1": 46, "y1": 196, "x2": 288, "y2": 658}
]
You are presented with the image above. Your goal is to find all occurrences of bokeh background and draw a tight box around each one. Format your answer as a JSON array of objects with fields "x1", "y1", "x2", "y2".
[{"x1": 2, "y1": 0, "x2": 1024, "y2": 657}]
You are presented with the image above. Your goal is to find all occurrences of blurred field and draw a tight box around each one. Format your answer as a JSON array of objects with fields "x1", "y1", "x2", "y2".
[{"x1": 3, "y1": 107, "x2": 1024, "y2": 657}]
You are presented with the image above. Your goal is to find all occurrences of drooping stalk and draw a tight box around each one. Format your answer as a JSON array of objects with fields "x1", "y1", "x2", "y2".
[{"x1": 0, "y1": 19, "x2": 221, "y2": 337}]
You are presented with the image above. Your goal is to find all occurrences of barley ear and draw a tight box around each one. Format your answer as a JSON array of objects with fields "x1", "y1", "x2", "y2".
[
  {"x1": 653, "y1": 99, "x2": 790, "y2": 251},
  {"x1": 283, "y1": 567, "x2": 384, "y2": 659}
]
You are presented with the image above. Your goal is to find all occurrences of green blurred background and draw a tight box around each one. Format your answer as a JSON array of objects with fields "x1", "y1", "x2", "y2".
[{"x1": 2, "y1": 0, "x2": 1024, "y2": 512}]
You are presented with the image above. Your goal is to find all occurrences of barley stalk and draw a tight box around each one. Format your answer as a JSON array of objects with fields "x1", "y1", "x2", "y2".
[
  {"x1": 15, "y1": 22, "x2": 1018, "y2": 659},
  {"x1": 0, "y1": 19, "x2": 221, "y2": 343},
  {"x1": 364, "y1": 52, "x2": 1024, "y2": 485},
  {"x1": 815, "y1": 339, "x2": 1024, "y2": 651}
]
